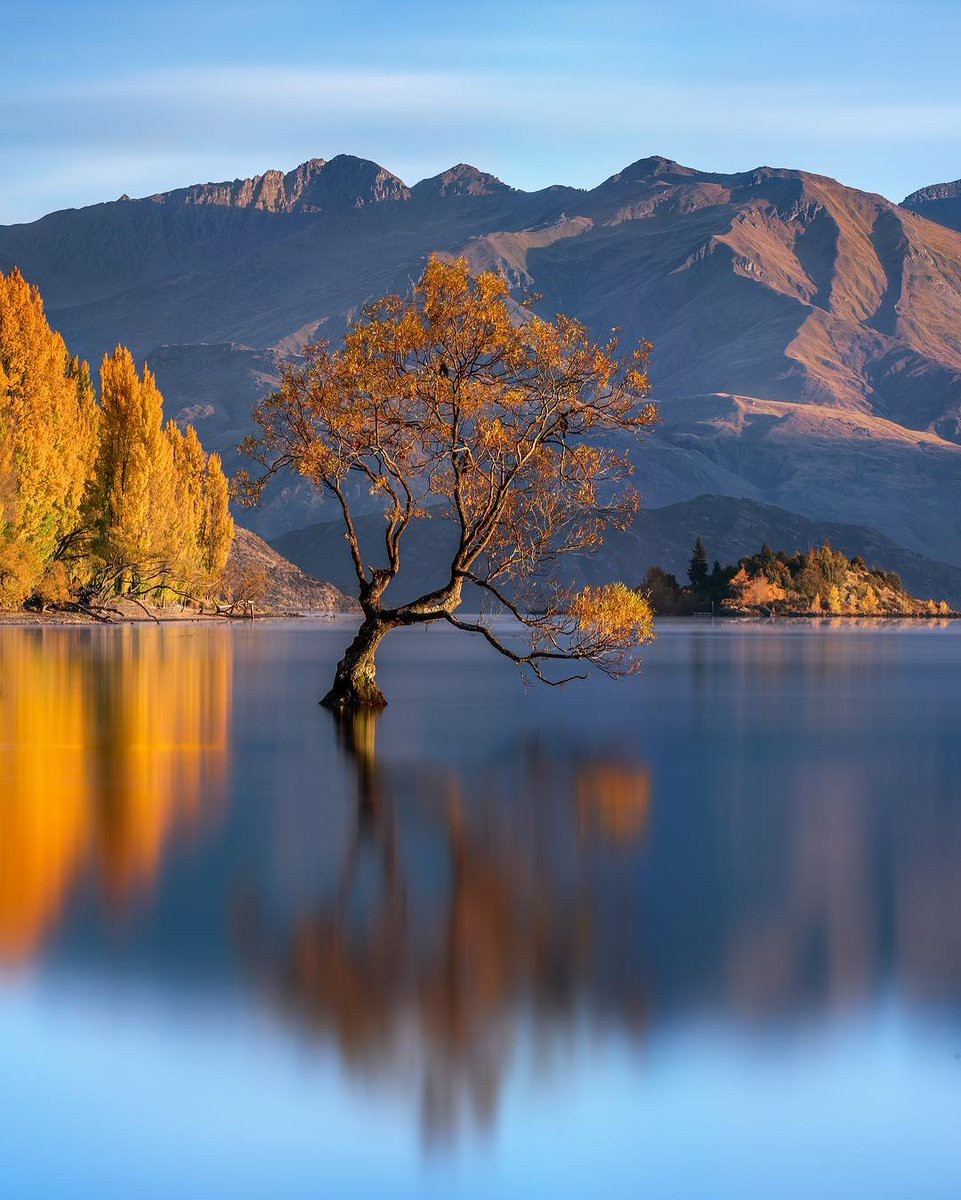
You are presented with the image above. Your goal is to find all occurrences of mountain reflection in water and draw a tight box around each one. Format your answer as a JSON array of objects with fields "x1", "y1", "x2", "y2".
[{"x1": 0, "y1": 620, "x2": 959, "y2": 1191}]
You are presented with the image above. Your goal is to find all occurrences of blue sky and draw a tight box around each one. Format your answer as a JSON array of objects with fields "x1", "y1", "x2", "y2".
[{"x1": 1, "y1": 0, "x2": 959, "y2": 223}]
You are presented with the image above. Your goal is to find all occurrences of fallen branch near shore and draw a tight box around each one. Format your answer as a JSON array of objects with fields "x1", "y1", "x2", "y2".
[
  {"x1": 14, "y1": 588, "x2": 271, "y2": 624},
  {"x1": 52, "y1": 601, "x2": 117, "y2": 623}
]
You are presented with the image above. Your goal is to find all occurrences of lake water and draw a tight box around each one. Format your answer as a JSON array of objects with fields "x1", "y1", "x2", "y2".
[{"x1": 1, "y1": 618, "x2": 959, "y2": 1198}]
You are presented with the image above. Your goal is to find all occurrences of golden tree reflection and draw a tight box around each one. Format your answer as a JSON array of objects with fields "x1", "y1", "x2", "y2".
[
  {"x1": 238, "y1": 712, "x2": 653, "y2": 1140},
  {"x1": 576, "y1": 763, "x2": 651, "y2": 843},
  {"x1": 0, "y1": 628, "x2": 231, "y2": 960}
]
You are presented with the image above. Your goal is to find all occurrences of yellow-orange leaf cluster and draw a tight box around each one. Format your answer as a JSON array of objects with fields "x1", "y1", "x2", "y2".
[
  {"x1": 0, "y1": 270, "x2": 233, "y2": 606},
  {"x1": 242, "y1": 255, "x2": 658, "y2": 706},
  {"x1": 0, "y1": 269, "x2": 97, "y2": 603},
  {"x1": 569, "y1": 583, "x2": 655, "y2": 667},
  {"x1": 728, "y1": 566, "x2": 787, "y2": 611}
]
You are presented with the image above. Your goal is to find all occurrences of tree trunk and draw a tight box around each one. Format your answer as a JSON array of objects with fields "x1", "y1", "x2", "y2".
[{"x1": 321, "y1": 617, "x2": 392, "y2": 711}]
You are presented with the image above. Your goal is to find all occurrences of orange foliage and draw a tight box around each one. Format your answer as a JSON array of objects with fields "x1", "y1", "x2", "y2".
[
  {"x1": 729, "y1": 566, "x2": 787, "y2": 611},
  {"x1": 1, "y1": 269, "x2": 233, "y2": 609},
  {"x1": 569, "y1": 583, "x2": 655, "y2": 666},
  {"x1": 85, "y1": 349, "x2": 234, "y2": 599},
  {"x1": 0, "y1": 269, "x2": 98, "y2": 603},
  {"x1": 242, "y1": 255, "x2": 657, "y2": 700}
]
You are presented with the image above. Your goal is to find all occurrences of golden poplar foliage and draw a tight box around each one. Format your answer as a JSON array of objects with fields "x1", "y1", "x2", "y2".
[
  {"x1": 858, "y1": 585, "x2": 880, "y2": 616},
  {"x1": 86, "y1": 348, "x2": 173, "y2": 581},
  {"x1": 202, "y1": 452, "x2": 234, "y2": 579},
  {"x1": 0, "y1": 269, "x2": 98, "y2": 603},
  {"x1": 162, "y1": 423, "x2": 234, "y2": 592},
  {"x1": 0, "y1": 270, "x2": 233, "y2": 608}
]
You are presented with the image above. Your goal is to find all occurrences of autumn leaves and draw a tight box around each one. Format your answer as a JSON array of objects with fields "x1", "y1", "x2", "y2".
[
  {"x1": 0, "y1": 269, "x2": 233, "y2": 608},
  {"x1": 85, "y1": 347, "x2": 233, "y2": 602},
  {"x1": 242, "y1": 255, "x2": 657, "y2": 705}
]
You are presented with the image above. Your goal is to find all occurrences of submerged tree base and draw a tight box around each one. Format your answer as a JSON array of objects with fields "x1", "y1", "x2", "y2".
[
  {"x1": 320, "y1": 681, "x2": 388, "y2": 712},
  {"x1": 320, "y1": 618, "x2": 391, "y2": 712}
]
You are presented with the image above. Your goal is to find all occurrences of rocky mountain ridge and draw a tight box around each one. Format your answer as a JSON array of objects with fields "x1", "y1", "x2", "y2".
[
  {"x1": 144, "y1": 155, "x2": 410, "y2": 214},
  {"x1": 903, "y1": 176, "x2": 961, "y2": 233}
]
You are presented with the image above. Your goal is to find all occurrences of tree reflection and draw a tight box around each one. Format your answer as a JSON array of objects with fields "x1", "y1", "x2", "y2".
[
  {"x1": 0, "y1": 627, "x2": 231, "y2": 961},
  {"x1": 238, "y1": 709, "x2": 653, "y2": 1141}
]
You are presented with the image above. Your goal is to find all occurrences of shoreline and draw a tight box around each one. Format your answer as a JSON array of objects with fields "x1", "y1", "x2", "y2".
[
  {"x1": 682, "y1": 609, "x2": 961, "y2": 621},
  {"x1": 0, "y1": 608, "x2": 352, "y2": 627},
  {"x1": 1, "y1": 608, "x2": 957, "y2": 630}
]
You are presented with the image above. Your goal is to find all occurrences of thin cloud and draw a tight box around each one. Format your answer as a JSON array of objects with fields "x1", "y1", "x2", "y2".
[
  {"x1": 2, "y1": 61, "x2": 960, "y2": 221},
  {"x1": 7, "y1": 66, "x2": 475, "y2": 115}
]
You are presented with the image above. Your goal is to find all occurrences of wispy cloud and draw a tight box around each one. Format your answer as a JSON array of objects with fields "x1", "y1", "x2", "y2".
[
  {"x1": 37, "y1": 65, "x2": 471, "y2": 110},
  {"x1": 2, "y1": 0, "x2": 961, "y2": 223},
  {"x1": 6, "y1": 66, "x2": 958, "y2": 154}
]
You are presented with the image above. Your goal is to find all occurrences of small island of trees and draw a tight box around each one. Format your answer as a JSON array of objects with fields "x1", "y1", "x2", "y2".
[{"x1": 643, "y1": 539, "x2": 954, "y2": 617}]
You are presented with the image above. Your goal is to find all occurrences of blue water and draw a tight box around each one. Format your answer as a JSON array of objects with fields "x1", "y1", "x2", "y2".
[{"x1": 0, "y1": 619, "x2": 959, "y2": 1197}]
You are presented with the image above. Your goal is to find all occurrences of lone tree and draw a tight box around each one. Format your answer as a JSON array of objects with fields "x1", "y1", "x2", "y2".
[{"x1": 241, "y1": 256, "x2": 658, "y2": 711}]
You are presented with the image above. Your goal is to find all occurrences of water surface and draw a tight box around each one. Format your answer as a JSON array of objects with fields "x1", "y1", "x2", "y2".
[{"x1": 1, "y1": 619, "x2": 959, "y2": 1197}]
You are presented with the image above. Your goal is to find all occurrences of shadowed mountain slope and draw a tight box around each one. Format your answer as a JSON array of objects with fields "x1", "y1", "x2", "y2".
[
  {"x1": 270, "y1": 495, "x2": 961, "y2": 610},
  {"x1": 3, "y1": 154, "x2": 961, "y2": 566}
]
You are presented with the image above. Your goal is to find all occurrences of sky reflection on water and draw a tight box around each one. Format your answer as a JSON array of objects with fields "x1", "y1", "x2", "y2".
[{"x1": 0, "y1": 619, "x2": 959, "y2": 1197}]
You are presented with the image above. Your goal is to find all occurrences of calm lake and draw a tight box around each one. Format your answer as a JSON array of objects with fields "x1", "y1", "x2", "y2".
[{"x1": 1, "y1": 618, "x2": 959, "y2": 1198}]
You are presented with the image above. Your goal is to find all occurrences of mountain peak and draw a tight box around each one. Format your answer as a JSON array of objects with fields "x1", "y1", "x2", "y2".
[
  {"x1": 902, "y1": 176, "x2": 961, "y2": 233},
  {"x1": 596, "y1": 156, "x2": 699, "y2": 190},
  {"x1": 903, "y1": 178, "x2": 961, "y2": 205},
  {"x1": 145, "y1": 155, "x2": 409, "y2": 214},
  {"x1": 413, "y1": 163, "x2": 512, "y2": 198},
  {"x1": 303, "y1": 155, "x2": 410, "y2": 208}
]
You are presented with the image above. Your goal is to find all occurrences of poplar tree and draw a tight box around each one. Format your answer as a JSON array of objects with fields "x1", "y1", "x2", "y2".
[
  {"x1": 165, "y1": 422, "x2": 233, "y2": 593},
  {"x1": 166, "y1": 420, "x2": 207, "y2": 583},
  {"x1": 85, "y1": 348, "x2": 174, "y2": 593},
  {"x1": 201, "y1": 453, "x2": 233, "y2": 584},
  {"x1": 0, "y1": 269, "x2": 98, "y2": 604}
]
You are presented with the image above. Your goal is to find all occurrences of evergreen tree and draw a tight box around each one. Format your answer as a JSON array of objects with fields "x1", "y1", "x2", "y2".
[{"x1": 688, "y1": 537, "x2": 709, "y2": 590}]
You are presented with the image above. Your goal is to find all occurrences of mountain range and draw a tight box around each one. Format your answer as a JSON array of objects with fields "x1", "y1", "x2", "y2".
[{"x1": 3, "y1": 152, "x2": 961, "y2": 594}]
